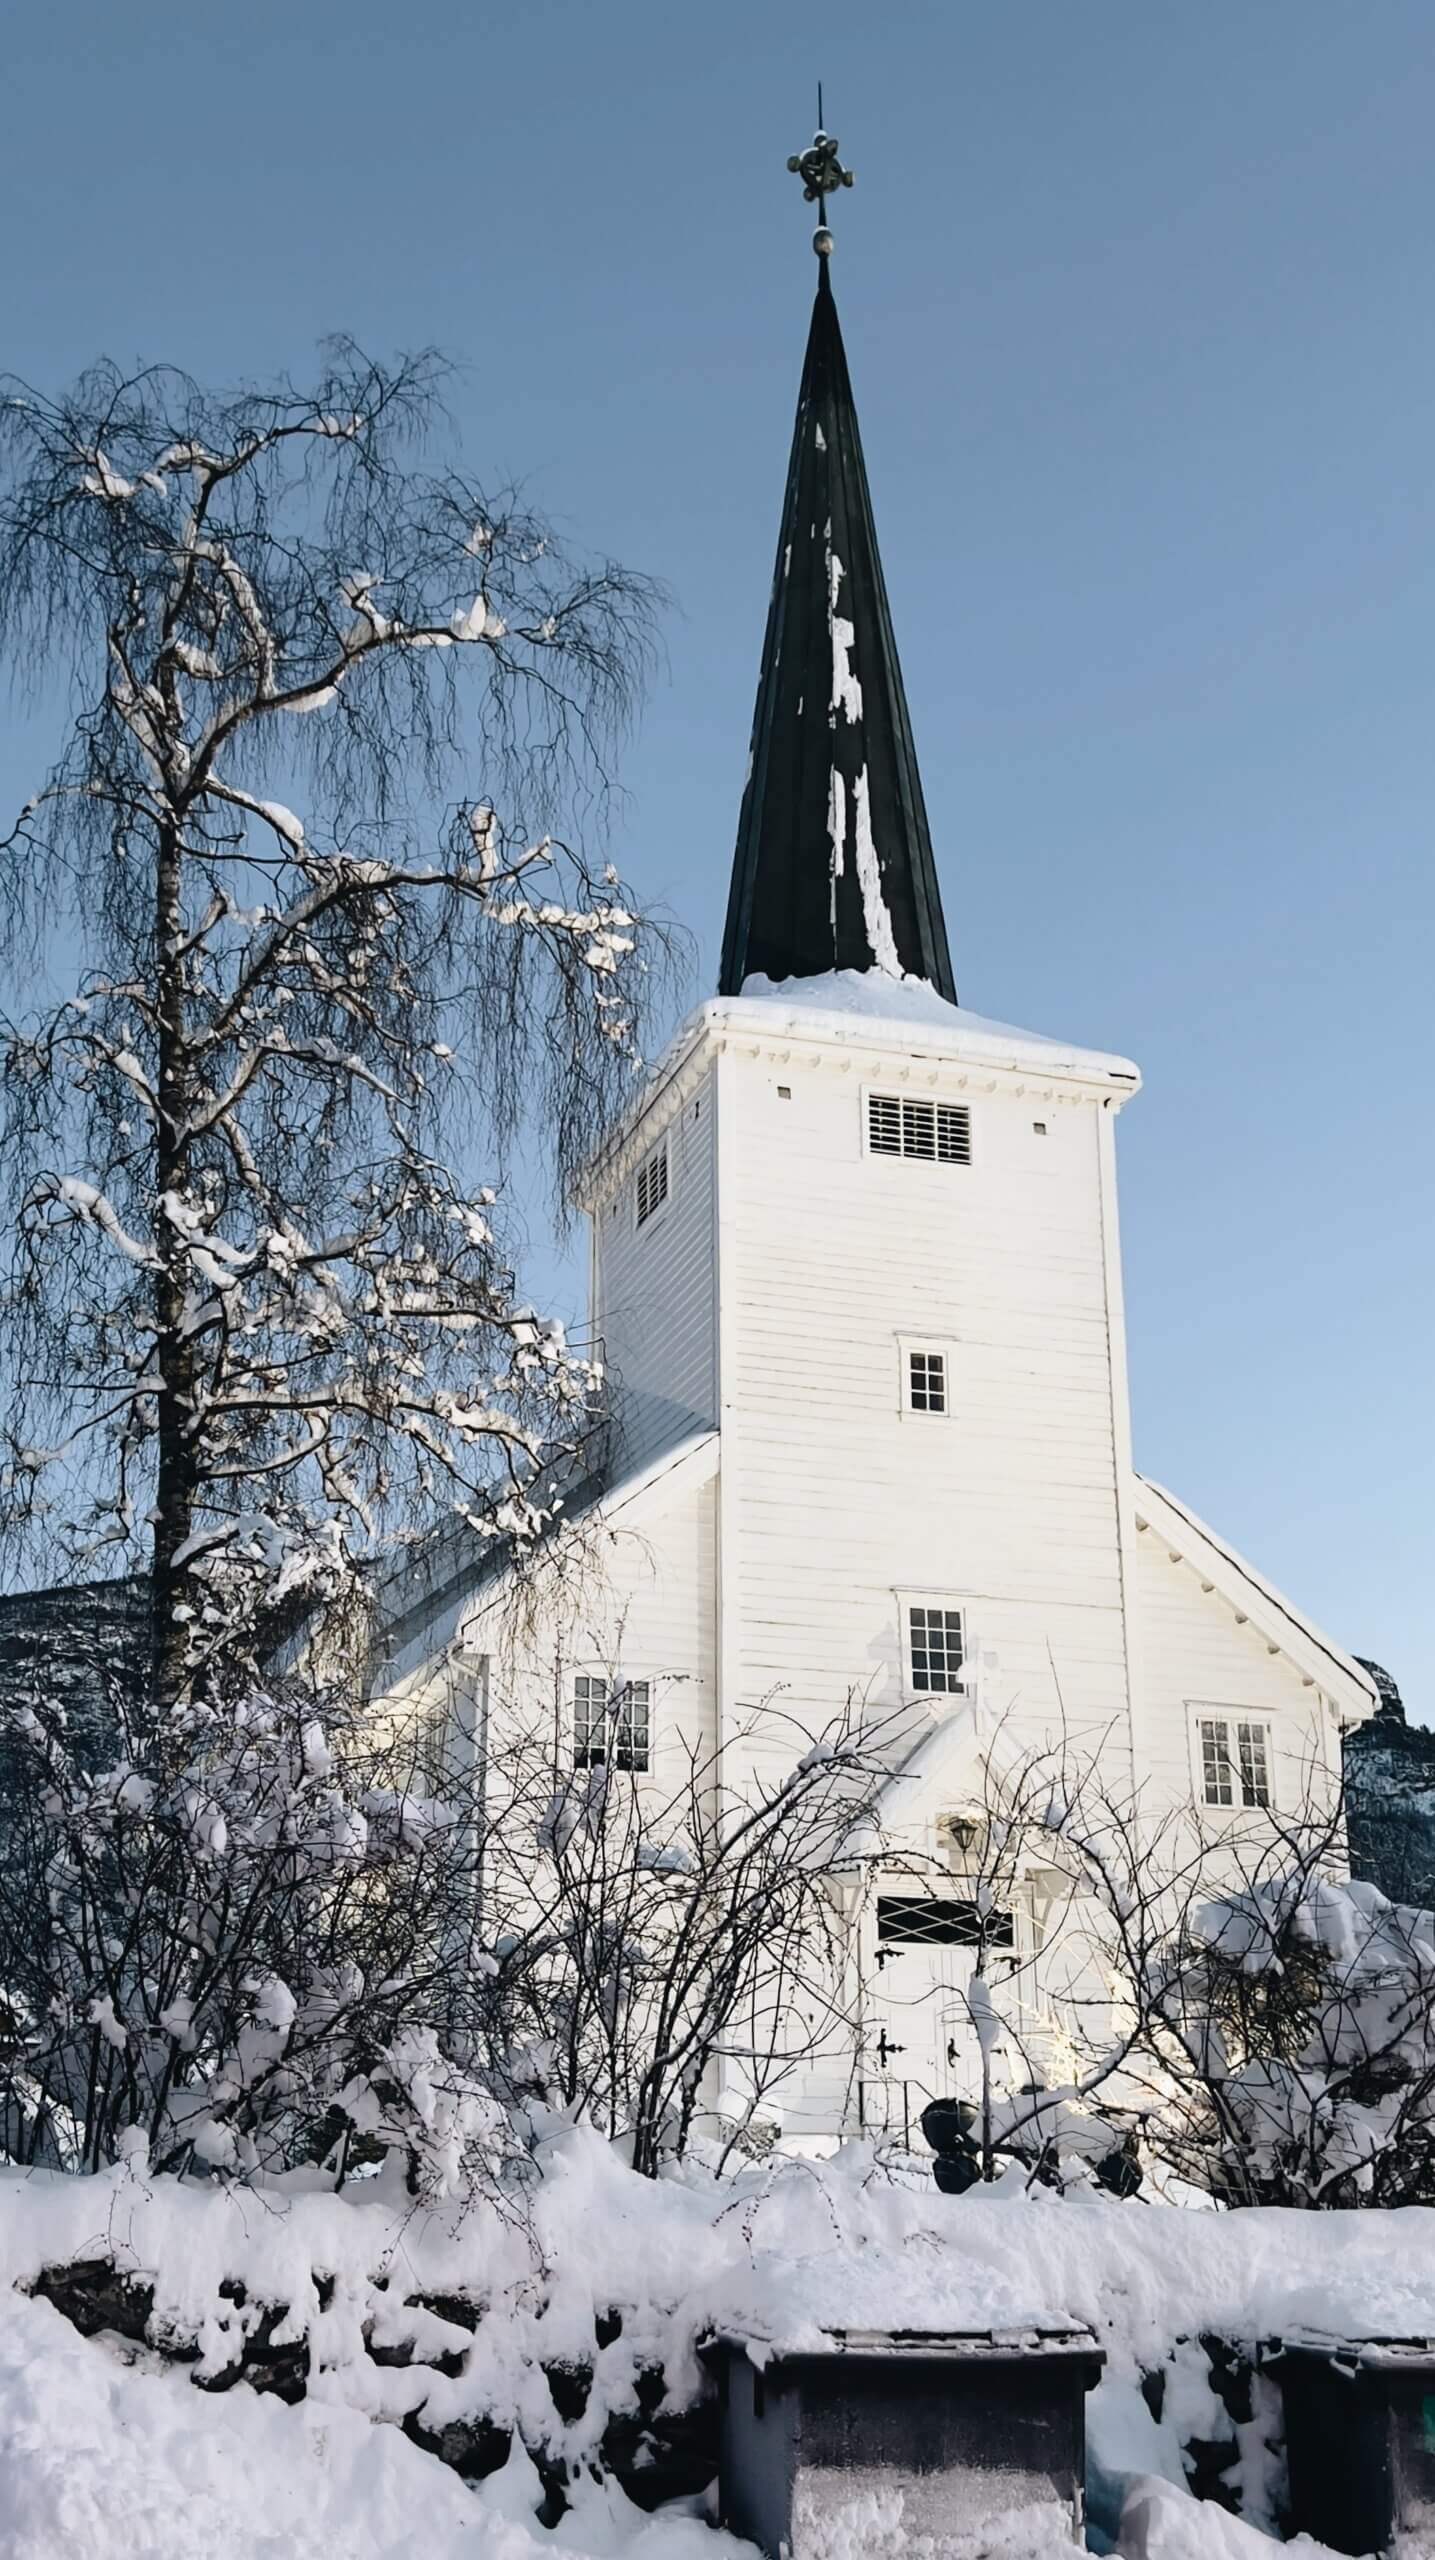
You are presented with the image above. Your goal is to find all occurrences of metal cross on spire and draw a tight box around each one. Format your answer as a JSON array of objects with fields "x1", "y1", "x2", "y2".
[{"x1": 786, "y1": 86, "x2": 854, "y2": 258}]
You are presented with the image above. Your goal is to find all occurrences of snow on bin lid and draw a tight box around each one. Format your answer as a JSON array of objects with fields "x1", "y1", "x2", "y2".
[
  {"x1": 714, "y1": 2324, "x2": 1102, "y2": 2362},
  {"x1": 1272, "y1": 2331, "x2": 1435, "y2": 2369},
  {"x1": 696, "y1": 2241, "x2": 1099, "y2": 2364}
]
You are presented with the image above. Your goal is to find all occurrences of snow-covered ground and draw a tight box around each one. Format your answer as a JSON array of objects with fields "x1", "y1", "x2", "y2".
[
  {"x1": 0, "y1": 2136, "x2": 1416, "y2": 2556},
  {"x1": 0, "y1": 2288, "x2": 747, "y2": 2560},
  {"x1": 0, "y1": 2291, "x2": 1356, "y2": 2560}
]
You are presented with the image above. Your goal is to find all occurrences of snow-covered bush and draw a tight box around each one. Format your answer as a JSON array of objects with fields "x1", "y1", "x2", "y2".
[
  {"x1": 1137, "y1": 1868, "x2": 1435, "y2": 2207},
  {"x1": 911, "y1": 1742, "x2": 1435, "y2": 2210},
  {"x1": 1018, "y1": 1759, "x2": 1435, "y2": 2205},
  {"x1": 0, "y1": 1664, "x2": 895, "y2": 2190},
  {"x1": 0, "y1": 1680, "x2": 520, "y2": 2189},
  {"x1": 480, "y1": 1688, "x2": 893, "y2": 2176}
]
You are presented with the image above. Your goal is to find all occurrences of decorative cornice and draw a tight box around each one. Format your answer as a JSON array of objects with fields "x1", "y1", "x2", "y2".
[{"x1": 579, "y1": 1006, "x2": 1135, "y2": 1210}]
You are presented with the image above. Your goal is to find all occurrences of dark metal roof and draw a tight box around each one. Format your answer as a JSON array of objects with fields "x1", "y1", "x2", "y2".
[
  {"x1": 0, "y1": 1573, "x2": 147, "y2": 1757},
  {"x1": 718, "y1": 258, "x2": 956, "y2": 1001}
]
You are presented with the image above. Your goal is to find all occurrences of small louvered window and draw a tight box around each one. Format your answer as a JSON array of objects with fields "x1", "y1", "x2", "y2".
[
  {"x1": 635, "y1": 1141, "x2": 669, "y2": 1228},
  {"x1": 867, "y1": 1093, "x2": 971, "y2": 1165}
]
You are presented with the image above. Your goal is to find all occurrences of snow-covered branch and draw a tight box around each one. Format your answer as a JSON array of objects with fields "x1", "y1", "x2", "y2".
[{"x1": 0, "y1": 345, "x2": 672, "y2": 1702}]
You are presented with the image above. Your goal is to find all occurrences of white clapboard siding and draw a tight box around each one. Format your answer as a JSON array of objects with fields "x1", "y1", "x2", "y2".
[
  {"x1": 1127, "y1": 1523, "x2": 1339, "y2": 1812},
  {"x1": 592, "y1": 1070, "x2": 718, "y2": 1475},
  {"x1": 481, "y1": 1468, "x2": 719, "y2": 1775},
  {"x1": 714, "y1": 1041, "x2": 1134, "y2": 1794},
  {"x1": 377, "y1": 1467, "x2": 720, "y2": 1789}
]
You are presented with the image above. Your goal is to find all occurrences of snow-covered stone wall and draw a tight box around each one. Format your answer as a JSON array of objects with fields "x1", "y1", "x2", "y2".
[{"x1": 6, "y1": 2136, "x2": 1433, "y2": 2558}]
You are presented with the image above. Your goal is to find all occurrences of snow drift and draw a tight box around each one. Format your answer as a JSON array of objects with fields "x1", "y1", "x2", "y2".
[{"x1": 0, "y1": 2133, "x2": 1424, "y2": 2554}]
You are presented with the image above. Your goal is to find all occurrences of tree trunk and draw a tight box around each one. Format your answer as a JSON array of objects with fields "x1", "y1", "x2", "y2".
[{"x1": 150, "y1": 814, "x2": 197, "y2": 1712}]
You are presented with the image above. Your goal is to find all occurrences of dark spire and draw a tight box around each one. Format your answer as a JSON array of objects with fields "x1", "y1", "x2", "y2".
[{"x1": 718, "y1": 145, "x2": 956, "y2": 1001}]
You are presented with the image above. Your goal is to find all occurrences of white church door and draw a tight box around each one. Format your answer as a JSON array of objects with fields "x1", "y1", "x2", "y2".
[{"x1": 864, "y1": 1890, "x2": 1020, "y2": 2132}]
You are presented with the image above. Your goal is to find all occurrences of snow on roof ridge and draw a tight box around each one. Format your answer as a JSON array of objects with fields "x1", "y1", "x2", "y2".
[{"x1": 693, "y1": 969, "x2": 1141, "y2": 1083}]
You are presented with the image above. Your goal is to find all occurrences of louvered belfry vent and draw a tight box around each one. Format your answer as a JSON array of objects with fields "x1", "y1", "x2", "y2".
[
  {"x1": 867, "y1": 1092, "x2": 971, "y2": 1165},
  {"x1": 635, "y1": 1143, "x2": 669, "y2": 1227},
  {"x1": 718, "y1": 261, "x2": 956, "y2": 1001}
]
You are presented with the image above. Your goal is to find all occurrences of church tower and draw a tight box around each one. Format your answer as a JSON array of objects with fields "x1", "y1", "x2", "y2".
[
  {"x1": 588, "y1": 148, "x2": 1145, "y2": 1818},
  {"x1": 393, "y1": 131, "x2": 1375, "y2": 2149}
]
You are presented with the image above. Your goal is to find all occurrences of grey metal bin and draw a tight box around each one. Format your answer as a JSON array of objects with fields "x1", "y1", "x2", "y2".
[
  {"x1": 701, "y1": 2323, "x2": 1104, "y2": 2560},
  {"x1": 1266, "y1": 2335, "x2": 1435, "y2": 2557}
]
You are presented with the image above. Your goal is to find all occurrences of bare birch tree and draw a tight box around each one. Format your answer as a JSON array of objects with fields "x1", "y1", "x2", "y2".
[{"x1": 0, "y1": 349, "x2": 667, "y2": 1707}]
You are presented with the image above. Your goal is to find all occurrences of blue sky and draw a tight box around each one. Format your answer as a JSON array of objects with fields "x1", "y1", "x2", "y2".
[{"x1": 2, "y1": 1, "x2": 1431, "y2": 1706}]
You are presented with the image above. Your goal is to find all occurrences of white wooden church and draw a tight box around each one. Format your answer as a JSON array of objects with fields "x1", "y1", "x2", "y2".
[{"x1": 375, "y1": 200, "x2": 1378, "y2": 2144}]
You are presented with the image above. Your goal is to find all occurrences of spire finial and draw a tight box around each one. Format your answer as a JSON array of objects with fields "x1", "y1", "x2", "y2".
[{"x1": 786, "y1": 91, "x2": 854, "y2": 258}]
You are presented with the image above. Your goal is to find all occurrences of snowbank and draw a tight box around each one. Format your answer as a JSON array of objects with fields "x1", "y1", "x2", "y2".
[
  {"x1": 0, "y1": 2139, "x2": 1414, "y2": 2555},
  {"x1": 10, "y1": 2128, "x2": 1428, "y2": 2389},
  {"x1": 1118, "y1": 2476, "x2": 1342, "y2": 2560},
  {"x1": 0, "y1": 2286, "x2": 745, "y2": 2560}
]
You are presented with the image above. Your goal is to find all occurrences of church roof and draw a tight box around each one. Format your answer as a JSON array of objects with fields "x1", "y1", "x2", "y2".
[{"x1": 718, "y1": 253, "x2": 956, "y2": 1001}]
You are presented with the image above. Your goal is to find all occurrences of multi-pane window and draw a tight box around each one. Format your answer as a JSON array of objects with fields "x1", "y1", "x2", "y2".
[
  {"x1": 1198, "y1": 1714, "x2": 1272, "y2": 1811},
  {"x1": 868, "y1": 1093, "x2": 972, "y2": 1165},
  {"x1": 635, "y1": 1142, "x2": 669, "y2": 1227},
  {"x1": 877, "y1": 1896, "x2": 1014, "y2": 1949},
  {"x1": 1237, "y1": 1721, "x2": 1272, "y2": 1808},
  {"x1": 1199, "y1": 1717, "x2": 1232, "y2": 1807},
  {"x1": 574, "y1": 1675, "x2": 652, "y2": 1772},
  {"x1": 909, "y1": 1604, "x2": 965, "y2": 1695},
  {"x1": 908, "y1": 1349, "x2": 947, "y2": 1414}
]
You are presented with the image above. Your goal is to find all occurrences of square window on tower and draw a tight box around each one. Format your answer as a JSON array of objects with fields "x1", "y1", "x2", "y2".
[{"x1": 907, "y1": 1348, "x2": 948, "y2": 1415}]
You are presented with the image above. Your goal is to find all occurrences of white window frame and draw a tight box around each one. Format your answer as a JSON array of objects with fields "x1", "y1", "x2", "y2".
[
  {"x1": 898, "y1": 1335, "x2": 957, "y2": 1420},
  {"x1": 416, "y1": 1647, "x2": 488, "y2": 1798},
  {"x1": 900, "y1": 1594, "x2": 970, "y2": 1700},
  {"x1": 634, "y1": 1137, "x2": 670, "y2": 1232},
  {"x1": 1188, "y1": 1704, "x2": 1276, "y2": 1815},
  {"x1": 574, "y1": 1672, "x2": 652, "y2": 1773},
  {"x1": 862, "y1": 1086, "x2": 973, "y2": 1167}
]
